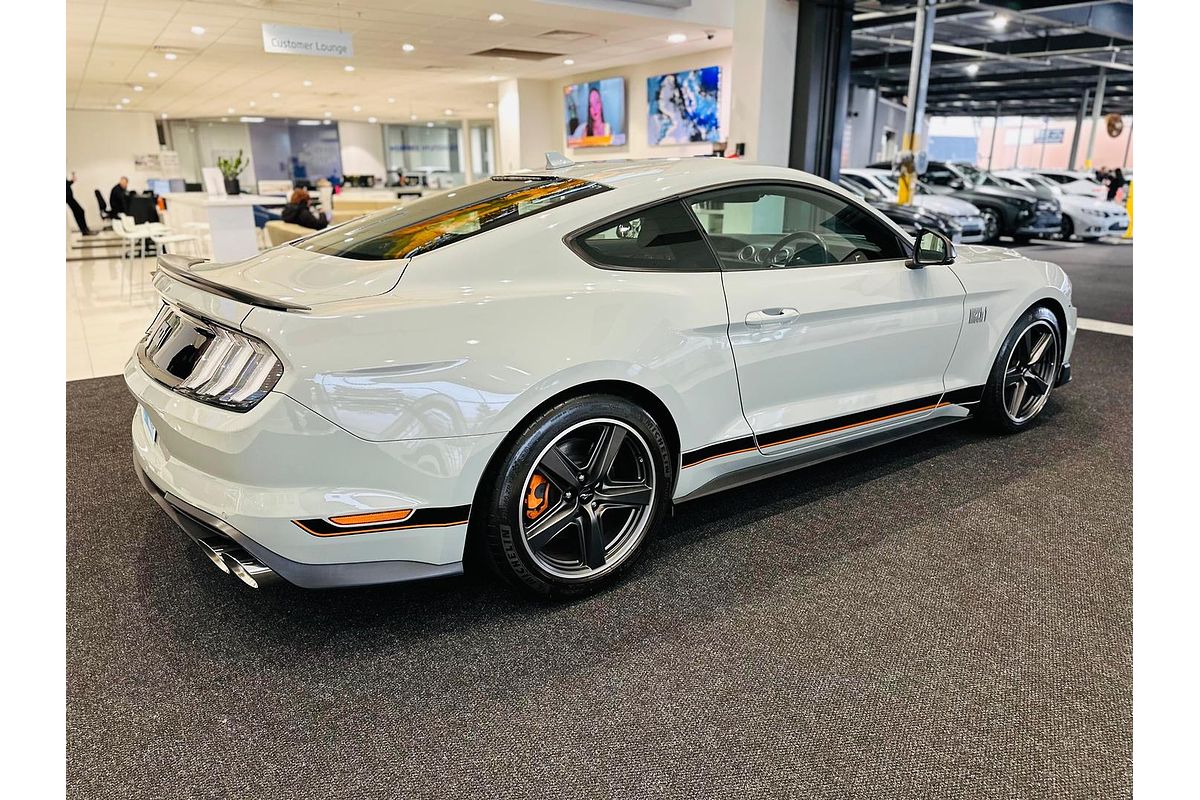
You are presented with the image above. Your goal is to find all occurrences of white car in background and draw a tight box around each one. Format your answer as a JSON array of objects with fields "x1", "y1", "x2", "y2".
[
  {"x1": 841, "y1": 168, "x2": 987, "y2": 243},
  {"x1": 1032, "y1": 169, "x2": 1109, "y2": 200},
  {"x1": 996, "y1": 170, "x2": 1129, "y2": 241},
  {"x1": 128, "y1": 157, "x2": 1076, "y2": 597}
]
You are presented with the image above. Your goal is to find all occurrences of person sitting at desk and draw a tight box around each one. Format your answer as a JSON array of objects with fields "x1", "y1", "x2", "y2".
[
  {"x1": 281, "y1": 188, "x2": 329, "y2": 230},
  {"x1": 109, "y1": 177, "x2": 131, "y2": 218}
]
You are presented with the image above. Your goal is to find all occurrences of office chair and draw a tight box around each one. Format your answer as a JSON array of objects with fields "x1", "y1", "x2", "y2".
[{"x1": 94, "y1": 189, "x2": 117, "y2": 228}]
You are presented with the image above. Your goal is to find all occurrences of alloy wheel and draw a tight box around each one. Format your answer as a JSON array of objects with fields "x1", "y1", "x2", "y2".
[
  {"x1": 982, "y1": 209, "x2": 1001, "y2": 242},
  {"x1": 518, "y1": 418, "x2": 657, "y2": 581},
  {"x1": 1003, "y1": 320, "x2": 1059, "y2": 423}
]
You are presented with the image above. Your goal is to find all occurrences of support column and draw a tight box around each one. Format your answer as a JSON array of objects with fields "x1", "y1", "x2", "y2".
[
  {"x1": 986, "y1": 103, "x2": 1000, "y2": 171},
  {"x1": 1084, "y1": 68, "x2": 1107, "y2": 169},
  {"x1": 497, "y1": 78, "x2": 556, "y2": 172},
  {"x1": 460, "y1": 119, "x2": 475, "y2": 184},
  {"x1": 1012, "y1": 115, "x2": 1024, "y2": 168},
  {"x1": 1067, "y1": 89, "x2": 1089, "y2": 171},
  {"x1": 729, "y1": 0, "x2": 798, "y2": 166},
  {"x1": 788, "y1": 0, "x2": 855, "y2": 180},
  {"x1": 897, "y1": 0, "x2": 936, "y2": 203}
]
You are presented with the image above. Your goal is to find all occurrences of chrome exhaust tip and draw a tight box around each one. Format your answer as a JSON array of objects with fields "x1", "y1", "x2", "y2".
[
  {"x1": 195, "y1": 537, "x2": 233, "y2": 573},
  {"x1": 221, "y1": 548, "x2": 280, "y2": 589}
]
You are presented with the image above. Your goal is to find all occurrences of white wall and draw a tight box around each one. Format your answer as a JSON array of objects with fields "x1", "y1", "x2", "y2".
[
  {"x1": 498, "y1": 78, "x2": 560, "y2": 172},
  {"x1": 338, "y1": 121, "x2": 387, "y2": 180},
  {"x1": 547, "y1": 47, "x2": 733, "y2": 163},
  {"x1": 66, "y1": 109, "x2": 163, "y2": 230},
  {"x1": 730, "y1": 0, "x2": 797, "y2": 166}
]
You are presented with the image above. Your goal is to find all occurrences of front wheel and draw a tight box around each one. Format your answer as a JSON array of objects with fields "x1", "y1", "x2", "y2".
[
  {"x1": 482, "y1": 395, "x2": 674, "y2": 597},
  {"x1": 978, "y1": 307, "x2": 1062, "y2": 434}
]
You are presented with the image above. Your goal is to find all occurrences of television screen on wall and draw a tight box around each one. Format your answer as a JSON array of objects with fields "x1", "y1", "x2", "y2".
[
  {"x1": 647, "y1": 66, "x2": 722, "y2": 145},
  {"x1": 564, "y1": 77, "x2": 627, "y2": 148}
]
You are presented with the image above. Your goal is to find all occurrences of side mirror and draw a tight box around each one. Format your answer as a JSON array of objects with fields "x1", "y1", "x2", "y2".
[
  {"x1": 949, "y1": 179, "x2": 965, "y2": 190},
  {"x1": 907, "y1": 229, "x2": 956, "y2": 269}
]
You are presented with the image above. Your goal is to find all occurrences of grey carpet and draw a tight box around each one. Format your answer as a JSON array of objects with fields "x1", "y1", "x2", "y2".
[{"x1": 66, "y1": 330, "x2": 1131, "y2": 800}]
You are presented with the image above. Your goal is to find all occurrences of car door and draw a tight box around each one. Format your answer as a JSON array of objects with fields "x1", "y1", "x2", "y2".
[{"x1": 687, "y1": 182, "x2": 966, "y2": 457}]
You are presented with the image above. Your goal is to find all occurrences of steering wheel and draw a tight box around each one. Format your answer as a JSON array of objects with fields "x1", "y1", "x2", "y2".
[{"x1": 767, "y1": 231, "x2": 830, "y2": 266}]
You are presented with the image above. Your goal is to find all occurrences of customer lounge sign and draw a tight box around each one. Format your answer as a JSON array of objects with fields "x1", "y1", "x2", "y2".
[{"x1": 261, "y1": 23, "x2": 353, "y2": 58}]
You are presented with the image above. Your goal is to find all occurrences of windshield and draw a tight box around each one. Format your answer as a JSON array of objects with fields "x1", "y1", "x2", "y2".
[{"x1": 296, "y1": 177, "x2": 608, "y2": 261}]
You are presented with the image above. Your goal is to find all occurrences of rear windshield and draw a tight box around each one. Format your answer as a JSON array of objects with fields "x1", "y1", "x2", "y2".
[{"x1": 295, "y1": 177, "x2": 607, "y2": 261}]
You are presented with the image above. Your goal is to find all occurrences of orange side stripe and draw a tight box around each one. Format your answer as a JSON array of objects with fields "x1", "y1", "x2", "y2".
[
  {"x1": 292, "y1": 519, "x2": 468, "y2": 537},
  {"x1": 762, "y1": 402, "x2": 948, "y2": 450}
]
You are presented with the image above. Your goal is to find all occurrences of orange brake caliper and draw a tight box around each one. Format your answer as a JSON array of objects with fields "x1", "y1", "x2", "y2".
[{"x1": 525, "y1": 473, "x2": 550, "y2": 520}]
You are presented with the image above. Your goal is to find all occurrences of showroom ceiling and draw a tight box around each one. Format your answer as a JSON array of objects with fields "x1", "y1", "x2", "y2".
[
  {"x1": 67, "y1": 0, "x2": 733, "y2": 123},
  {"x1": 852, "y1": 0, "x2": 1134, "y2": 118}
]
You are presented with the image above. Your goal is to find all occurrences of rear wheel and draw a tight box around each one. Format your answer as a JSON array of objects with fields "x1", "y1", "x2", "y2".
[
  {"x1": 978, "y1": 307, "x2": 1062, "y2": 433},
  {"x1": 1059, "y1": 215, "x2": 1075, "y2": 241},
  {"x1": 981, "y1": 208, "x2": 1002, "y2": 243},
  {"x1": 482, "y1": 395, "x2": 673, "y2": 597}
]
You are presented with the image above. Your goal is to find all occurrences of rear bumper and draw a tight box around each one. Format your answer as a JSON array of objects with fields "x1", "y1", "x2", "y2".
[{"x1": 133, "y1": 458, "x2": 462, "y2": 588}]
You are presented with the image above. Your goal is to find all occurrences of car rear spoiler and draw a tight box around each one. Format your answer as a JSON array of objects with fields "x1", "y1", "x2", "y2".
[{"x1": 155, "y1": 254, "x2": 312, "y2": 313}]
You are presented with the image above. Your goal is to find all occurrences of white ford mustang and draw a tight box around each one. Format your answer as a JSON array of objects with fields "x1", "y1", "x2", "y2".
[{"x1": 128, "y1": 157, "x2": 1076, "y2": 596}]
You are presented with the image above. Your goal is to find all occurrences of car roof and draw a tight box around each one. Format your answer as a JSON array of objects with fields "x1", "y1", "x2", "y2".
[{"x1": 495, "y1": 157, "x2": 838, "y2": 201}]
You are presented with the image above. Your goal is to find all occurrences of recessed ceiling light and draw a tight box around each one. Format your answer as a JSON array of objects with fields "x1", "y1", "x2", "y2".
[
  {"x1": 297, "y1": 119, "x2": 321, "y2": 126},
  {"x1": 410, "y1": 113, "x2": 418, "y2": 120},
  {"x1": 368, "y1": 116, "x2": 378, "y2": 123},
  {"x1": 303, "y1": 79, "x2": 313, "y2": 86},
  {"x1": 352, "y1": 104, "x2": 362, "y2": 112},
  {"x1": 426, "y1": 121, "x2": 434, "y2": 127},
  {"x1": 164, "y1": 52, "x2": 178, "y2": 60},
  {"x1": 964, "y1": 63, "x2": 980, "y2": 76},
  {"x1": 324, "y1": 110, "x2": 333, "y2": 118},
  {"x1": 344, "y1": 65, "x2": 355, "y2": 72},
  {"x1": 272, "y1": 92, "x2": 281, "y2": 98},
  {"x1": 387, "y1": 96, "x2": 396, "y2": 103},
  {"x1": 147, "y1": 71, "x2": 158, "y2": 78},
  {"x1": 990, "y1": 14, "x2": 1009, "y2": 30},
  {"x1": 401, "y1": 43, "x2": 415, "y2": 52},
  {"x1": 239, "y1": 116, "x2": 265, "y2": 123},
  {"x1": 114, "y1": 104, "x2": 123, "y2": 110},
  {"x1": 133, "y1": 85, "x2": 144, "y2": 92},
  {"x1": 191, "y1": 25, "x2": 205, "y2": 36},
  {"x1": 667, "y1": 33, "x2": 687, "y2": 44},
  {"x1": 121, "y1": 97, "x2": 131, "y2": 104},
  {"x1": 444, "y1": 108, "x2": 453, "y2": 115},
  {"x1": 488, "y1": 75, "x2": 500, "y2": 81},
  {"x1": 563, "y1": 58, "x2": 575, "y2": 65},
  {"x1": 487, "y1": 101, "x2": 495, "y2": 109},
  {"x1": 227, "y1": 106, "x2": 235, "y2": 113},
  {"x1": 161, "y1": 112, "x2": 168, "y2": 118},
  {"x1": 489, "y1": 12, "x2": 504, "y2": 22},
  {"x1": 248, "y1": 100, "x2": 257, "y2": 107}
]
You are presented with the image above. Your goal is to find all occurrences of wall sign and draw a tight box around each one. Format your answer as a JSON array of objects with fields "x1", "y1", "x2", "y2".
[{"x1": 261, "y1": 23, "x2": 353, "y2": 58}]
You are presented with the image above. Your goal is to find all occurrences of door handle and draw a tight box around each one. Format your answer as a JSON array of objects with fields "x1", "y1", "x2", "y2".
[{"x1": 745, "y1": 307, "x2": 800, "y2": 326}]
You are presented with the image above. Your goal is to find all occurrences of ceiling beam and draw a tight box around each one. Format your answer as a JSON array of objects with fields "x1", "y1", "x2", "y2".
[
  {"x1": 864, "y1": 65, "x2": 1133, "y2": 89},
  {"x1": 852, "y1": 31, "x2": 1130, "y2": 72}
]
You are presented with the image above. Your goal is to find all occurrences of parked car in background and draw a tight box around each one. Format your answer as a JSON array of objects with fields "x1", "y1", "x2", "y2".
[
  {"x1": 841, "y1": 168, "x2": 986, "y2": 243},
  {"x1": 837, "y1": 179, "x2": 970, "y2": 242},
  {"x1": 1032, "y1": 169, "x2": 1109, "y2": 199},
  {"x1": 868, "y1": 160, "x2": 1062, "y2": 244},
  {"x1": 995, "y1": 170, "x2": 1129, "y2": 240}
]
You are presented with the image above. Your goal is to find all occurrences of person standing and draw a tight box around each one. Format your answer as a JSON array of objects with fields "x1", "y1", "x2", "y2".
[
  {"x1": 109, "y1": 176, "x2": 132, "y2": 218},
  {"x1": 1106, "y1": 168, "x2": 1127, "y2": 202},
  {"x1": 66, "y1": 172, "x2": 96, "y2": 236}
]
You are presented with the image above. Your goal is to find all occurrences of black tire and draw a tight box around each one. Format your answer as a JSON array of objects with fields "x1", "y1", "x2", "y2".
[
  {"x1": 1059, "y1": 215, "x2": 1075, "y2": 241},
  {"x1": 980, "y1": 208, "x2": 1002, "y2": 244},
  {"x1": 481, "y1": 394, "x2": 674, "y2": 597},
  {"x1": 978, "y1": 306, "x2": 1062, "y2": 434},
  {"x1": 1012, "y1": 235, "x2": 1033, "y2": 246}
]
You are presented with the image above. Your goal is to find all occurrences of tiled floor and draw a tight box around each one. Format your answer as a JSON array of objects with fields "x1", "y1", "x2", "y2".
[{"x1": 66, "y1": 233, "x2": 163, "y2": 380}]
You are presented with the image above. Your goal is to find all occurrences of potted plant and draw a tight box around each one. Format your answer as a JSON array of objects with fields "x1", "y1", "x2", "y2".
[{"x1": 217, "y1": 150, "x2": 249, "y2": 195}]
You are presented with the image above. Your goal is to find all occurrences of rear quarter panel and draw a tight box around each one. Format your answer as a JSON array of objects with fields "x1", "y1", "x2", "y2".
[{"x1": 240, "y1": 209, "x2": 751, "y2": 461}]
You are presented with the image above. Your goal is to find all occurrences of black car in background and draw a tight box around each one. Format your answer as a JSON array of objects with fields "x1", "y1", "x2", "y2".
[
  {"x1": 867, "y1": 160, "x2": 1061, "y2": 244},
  {"x1": 837, "y1": 179, "x2": 967, "y2": 243}
]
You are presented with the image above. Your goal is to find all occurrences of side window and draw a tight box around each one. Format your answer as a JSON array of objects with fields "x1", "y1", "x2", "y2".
[
  {"x1": 573, "y1": 200, "x2": 718, "y2": 271},
  {"x1": 688, "y1": 184, "x2": 905, "y2": 270},
  {"x1": 923, "y1": 167, "x2": 955, "y2": 186}
]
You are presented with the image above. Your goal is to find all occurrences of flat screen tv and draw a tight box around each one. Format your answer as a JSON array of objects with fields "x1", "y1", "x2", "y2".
[{"x1": 564, "y1": 77, "x2": 627, "y2": 148}]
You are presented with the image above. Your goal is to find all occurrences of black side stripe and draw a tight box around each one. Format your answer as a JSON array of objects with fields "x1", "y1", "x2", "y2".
[
  {"x1": 294, "y1": 505, "x2": 472, "y2": 536},
  {"x1": 681, "y1": 385, "x2": 985, "y2": 468}
]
